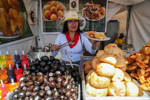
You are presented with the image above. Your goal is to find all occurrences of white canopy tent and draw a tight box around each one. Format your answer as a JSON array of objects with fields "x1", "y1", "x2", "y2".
[{"x1": 107, "y1": 0, "x2": 150, "y2": 51}]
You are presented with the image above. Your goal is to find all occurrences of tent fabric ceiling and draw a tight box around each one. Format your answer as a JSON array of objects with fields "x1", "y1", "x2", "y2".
[
  {"x1": 109, "y1": 0, "x2": 144, "y2": 6},
  {"x1": 127, "y1": 0, "x2": 150, "y2": 51}
]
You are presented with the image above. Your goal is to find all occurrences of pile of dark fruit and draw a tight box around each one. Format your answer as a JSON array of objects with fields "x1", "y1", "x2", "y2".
[{"x1": 12, "y1": 56, "x2": 80, "y2": 100}]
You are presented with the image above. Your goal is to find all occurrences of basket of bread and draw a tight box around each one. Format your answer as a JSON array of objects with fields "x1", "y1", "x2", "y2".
[
  {"x1": 81, "y1": 44, "x2": 150, "y2": 100},
  {"x1": 127, "y1": 41, "x2": 150, "y2": 94}
]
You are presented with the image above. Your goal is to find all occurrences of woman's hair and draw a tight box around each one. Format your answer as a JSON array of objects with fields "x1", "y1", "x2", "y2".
[{"x1": 62, "y1": 21, "x2": 81, "y2": 34}]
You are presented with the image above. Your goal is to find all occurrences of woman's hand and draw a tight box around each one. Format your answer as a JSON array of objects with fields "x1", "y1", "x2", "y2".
[
  {"x1": 90, "y1": 40, "x2": 101, "y2": 50},
  {"x1": 51, "y1": 44, "x2": 60, "y2": 51}
]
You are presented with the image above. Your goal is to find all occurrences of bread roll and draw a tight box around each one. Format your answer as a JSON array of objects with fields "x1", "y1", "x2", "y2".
[
  {"x1": 96, "y1": 63, "x2": 115, "y2": 77},
  {"x1": 115, "y1": 57, "x2": 127, "y2": 71},
  {"x1": 123, "y1": 72, "x2": 131, "y2": 82},
  {"x1": 84, "y1": 61, "x2": 92, "y2": 74},
  {"x1": 91, "y1": 57, "x2": 100, "y2": 70},
  {"x1": 112, "y1": 68, "x2": 124, "y2": 82},
  {"x1": 96, "y1": 50, "x2": 105, "y2": 57},
  {"x1": 86, "y1": 83, "x2": 108, "y2": 97},
  {"x1": 86, "y1": 70, "x2": 94, "y2": 82},
  {"x1": 138, "y1": 87, "x2": 143, "y2": 96},
  {"x1": 108, "y1": 81, "x2": 126, "y2": 96},
  {"x1": 94, "y1": 32, "x2": 106, "y2": 39},
  {"x1": 142, "y1": 46, "x2": 150, "y2": 55},
  {"x1": 125, "y1": 81, "x2": 139, "y2": 96},
  {"x1": 104, "y1": 43, "x2": 124, "y2": 57},
  {"x1": 146, "y1": 41, "x2": 150, "y2": 47},
  {"x1": 99, "y1": 54, "x2": 117, "y2": 65},
  {"x1": 90, "y1": 71, "x2": 110, "y2": 89}
]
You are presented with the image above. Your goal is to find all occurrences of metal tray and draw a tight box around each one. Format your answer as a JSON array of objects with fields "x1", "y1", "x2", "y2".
[{"x1": 81, "y1": 56, "x2": 150, "y2": 100}]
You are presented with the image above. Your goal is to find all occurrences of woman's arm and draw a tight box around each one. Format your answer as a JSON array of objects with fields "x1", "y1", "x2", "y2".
[
  {"x1": 82, "y1": 34, "x2": 100, "y2": 54},
  {"x1": 50, "y1": 34, "x2": 61, "y2": 56}
]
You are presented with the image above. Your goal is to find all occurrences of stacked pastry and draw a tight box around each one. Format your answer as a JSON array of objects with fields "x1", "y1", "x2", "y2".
[
  {"x1": 127, "y1": 41, "x2": 150, "y2": 92},
  {"x1": 84, "y1": 44, "x2": 143, "y2": 97}
]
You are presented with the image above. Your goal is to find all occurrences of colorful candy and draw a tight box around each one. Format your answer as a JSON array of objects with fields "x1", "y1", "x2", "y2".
[
  {"x1": 6, "y1": 53, "x2": 14, "y2": 68},
  {"x1": 0, "y1": 66, "x2": 8, "y2": 84},
  {"x1": 21, "y1": 51, "x2": 29, "y2": 69},
  {"x1": 0, "y1": 55, "x2": 6, "y2": 68},
  {"x1": 0, "y1": 80, "x2": 9, "y2": 99},
  {"x1": 14, "y1": 64, "x2": 23, "y2": 82}
]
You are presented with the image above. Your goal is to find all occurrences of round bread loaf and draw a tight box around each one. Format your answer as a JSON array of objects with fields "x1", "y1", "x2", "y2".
[
  {"x1": 90, "y1": 71, "x2": 110, "y2": 89},
  {"x1": 86, "y1": 83, "x2": 108, "y2": 97},
  {"x1": 96, "y1": 63, "x2": 115, "y2": 77},
  {"x1": 84, "y1": 60, "x2": 92, "y2": 74},
  {"x1": 125, "y1": 81, "x2": 139, "y2": 96},
  {"x1": 112, "y1": 68, "x2": 124, "y2": 82},
  {"x1": 108, "y1": 81, "x2": 126, "y2": 96}
]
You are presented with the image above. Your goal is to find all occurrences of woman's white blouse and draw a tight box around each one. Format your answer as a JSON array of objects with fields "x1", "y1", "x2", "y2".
[{"x1": 51, "y1": 33, "x2": 96, "y2": 62}]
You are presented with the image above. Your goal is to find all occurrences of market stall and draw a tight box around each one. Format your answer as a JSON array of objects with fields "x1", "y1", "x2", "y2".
[{"x1": 0, "y1": 0, "x2": 150, "y2": 100}]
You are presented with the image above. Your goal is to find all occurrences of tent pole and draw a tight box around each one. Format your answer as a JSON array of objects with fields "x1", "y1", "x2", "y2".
[{"x1": 125, "y1": 6, "x2": 132, "y2": 44}]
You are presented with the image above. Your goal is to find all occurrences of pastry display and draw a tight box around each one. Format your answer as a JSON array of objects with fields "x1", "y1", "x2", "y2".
[
  {"x1": 82, "y1": 1, "x2": 105, "y2": 21},
  {"x1": 88, "y1": 31, "x2": 106, "y2": 39},
  {"x1": 11, "y1": 56, "x2": 80, "y2": 99},
  {"x1": 127, "y1": 41, "x2": 150, "y2": 92},
  {"x1": 84, "y1": 43, "x2": 142, "y2": 97},
  {"x1": 0, "y1": 0, "x2": 24, "y2": 36},
  {"x1": 43, "y1": 1, "x2": 65, "y2": 21}
]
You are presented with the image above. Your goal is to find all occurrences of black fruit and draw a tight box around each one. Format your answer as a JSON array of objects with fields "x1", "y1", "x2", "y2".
[
  {"x1": 44, "y1": 65, "x2": 50, "y2": 72},
  {"x1": 52, "y1": 65, "x2": 58, "y2": 70},
  {"x1": 49, "y1": 56, "x2": 55, "y2": 61},
  {"x1": 41, "y1": 56, "x2": 49, "y2": 62},
  {"x1": 47, "y1": 60, "x2": 52, "y2": 66},
  {"x1": 59, "y1": 66, "x2": 65, "y2": 72},
  {"x1": 40, "y1": 61, "x2": 46, "y2": 67},
  {"x1": 34, "y1": 59, "x2": 40, "y2": 65},
  {"x1": 31, "y1": 66, "x2": 36, "y2": 72}
]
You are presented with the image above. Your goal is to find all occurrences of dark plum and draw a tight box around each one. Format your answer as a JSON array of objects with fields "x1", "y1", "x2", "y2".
[
  {"x1": 40, "y1": 61, "x2": 46, "y2": 67},
  {"x1": 34, "y1": 59, "x2": 40, "y2": 65},
  {"x1": 41, "y1": 56, "x2": 49, "y2": 62},
  {"x1": 49, "y1": 56, "x2": 55, "y2": 61}
]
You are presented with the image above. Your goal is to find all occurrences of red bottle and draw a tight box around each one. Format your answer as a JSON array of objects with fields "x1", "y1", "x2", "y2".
[
  {"x1": 14, "y1": 64, "x2": 23, "y2": 82},
  {"x1": 21, "y1": 51, "x2": 29, "y2": 69}
]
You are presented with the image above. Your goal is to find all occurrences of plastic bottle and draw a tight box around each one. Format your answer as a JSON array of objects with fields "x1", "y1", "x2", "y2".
[
  {"x1": 14, "y1": 64, "x2": 23, "y2": 82},
  {"x1": 6, "y1": 51, "x2": 14, "y2": 68},
  {"x1": 21, "y1": 51, "x2": 29, "y2": 69},
  {"x1": 14, "y1": 50, "x2": 21, "y2": 67},
  {"x1": 7, "y1": 64, "x2": 15, "y2": 83},
  {"x1": 0, "y1": 54, "x2": 6, "y2": 68}
]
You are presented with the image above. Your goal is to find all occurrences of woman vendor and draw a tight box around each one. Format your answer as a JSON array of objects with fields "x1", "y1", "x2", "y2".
[{"x1": 51, "y1": 11, "x2": 100, "y2": 65}]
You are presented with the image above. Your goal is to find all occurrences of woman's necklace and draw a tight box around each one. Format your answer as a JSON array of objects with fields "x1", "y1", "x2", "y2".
[{"x1": 69, "y1": 32, "x2": 76, "y2": 41}]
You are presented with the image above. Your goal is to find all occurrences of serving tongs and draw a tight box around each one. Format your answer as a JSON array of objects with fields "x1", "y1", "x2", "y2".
[{"x1": 59, "y1": 41, "x2": 74, "y2": 49}]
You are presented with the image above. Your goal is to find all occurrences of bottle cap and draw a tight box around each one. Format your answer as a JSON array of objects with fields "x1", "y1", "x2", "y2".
[
  {"x1": 1, "y1": 64, "x2": 3, "y2": 70},
  {"x1": 9, "y1": 64, "x2": 11, "y2": 70}
]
